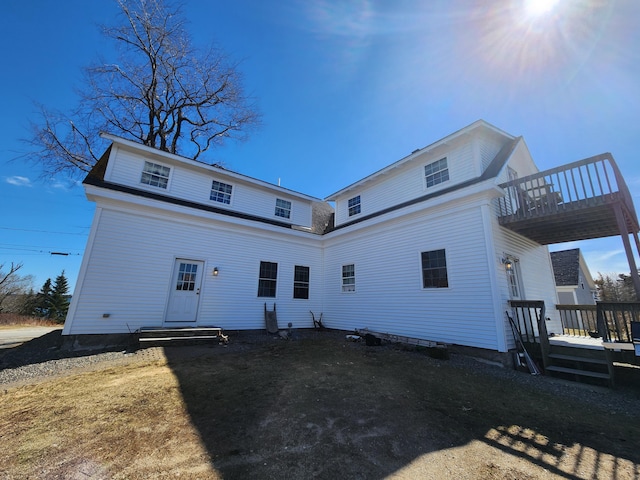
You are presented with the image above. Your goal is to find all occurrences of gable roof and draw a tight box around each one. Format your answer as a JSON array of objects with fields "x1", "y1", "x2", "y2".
[
  {"x1": 324, "y1": 119, "x2": 516, "y2": 201},
  {"x1": 99, "y1": 133, "x2": 323, "y2": 203},
  {"x1": 324, "y1": 134, "x2": 523, "y2": 232},
  {"x1": 550, "y1": 248, "x2": 581, "y2": 286}
]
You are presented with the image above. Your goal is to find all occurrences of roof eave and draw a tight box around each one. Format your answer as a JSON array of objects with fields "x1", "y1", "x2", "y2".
[{"x1": 324, "y1": 119, "x2": 515, "y2": 201}]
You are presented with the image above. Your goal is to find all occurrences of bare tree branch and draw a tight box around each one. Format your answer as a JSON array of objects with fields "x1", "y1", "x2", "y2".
[{"x1": 23, "y1": 0, "x2": 260, "y2": 176}]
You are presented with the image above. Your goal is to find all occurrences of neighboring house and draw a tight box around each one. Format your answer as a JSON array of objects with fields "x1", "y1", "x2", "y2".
[
  {"x1": 550, "y1": 248, "x2": 597, "y2": 305},
  {"x1": 63, "y1": 120, "x2": 563, "y2": 354}
]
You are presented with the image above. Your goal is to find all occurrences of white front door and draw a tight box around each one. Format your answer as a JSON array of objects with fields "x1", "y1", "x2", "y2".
[{"x1": 165, "y1": 259, "x2": 204, "y2": 323}]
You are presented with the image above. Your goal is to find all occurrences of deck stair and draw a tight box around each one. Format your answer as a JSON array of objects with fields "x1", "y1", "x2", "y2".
[
  {"x1": 137, "y1": 326, "x2": 228, "y2": 346},
  {"x1": 544, "y1": 344, "x2": 613, "y2": 386}
]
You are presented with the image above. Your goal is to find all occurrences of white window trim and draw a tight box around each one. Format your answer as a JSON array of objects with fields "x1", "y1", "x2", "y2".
[
  {"x1": 341, "y1": 263, "x2": 356, "y2": 293},
  {"x1": 257, "y1": 261, "x2": 278, "y2": 298},
  {"x1": 293, "y1": 265, "x2": 310, "y2": 300},
  {"x1": 210, "y1": 179, "x2": 235, "y2": 206},
  {"x1": 347, "y1": 195, "x2": 361, "y2": 217},
  {"x1": 424, "y1": 157, "x2": 449, "y2": 190},
  {"x1": 140, "y1": 160, "x2": 172, "y2": 191},
  {"x1": 275, "y1": 198, "x2": 292, "y2": 219},
  {"x1": 418, "y1": 249, "x2": 450, "y2": 290}
]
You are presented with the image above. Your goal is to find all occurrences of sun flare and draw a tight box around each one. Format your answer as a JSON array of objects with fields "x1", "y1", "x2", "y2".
[{"x1": 524, "y1": 0, "x2": 560, "y2": 17}]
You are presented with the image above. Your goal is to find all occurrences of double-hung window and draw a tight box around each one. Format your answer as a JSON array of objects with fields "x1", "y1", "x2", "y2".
[
  {"x1": 342, "y1": 264, "x2": 355, "y2": 292},
  {"x1": 424, "y1": 158, "x2": 449, "y2": 188},
  {"x1": 257, "y1": 261, "x2": 278, "y2": 297},
  {"x1": 275, "y1": 198, "x2": 292, "y2": 219},
  {"x1": 140, "y1": 161, "x2": 170, "y2": 189},
  {"x1": 421, "y1": 249, "x2": 448, "y2": 288},
  {"x1": 210, "y1": 180, "x2": 233, "y2": 204},
  {"x1": 348, "y1": 195, "x2": 361, "y2": 217},
  {"x1": 293, "y1": 265, "x2": 310, "y2": 299}
]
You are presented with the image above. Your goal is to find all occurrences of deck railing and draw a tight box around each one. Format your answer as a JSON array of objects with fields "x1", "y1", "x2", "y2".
[
  {"x1": 509, "y1": 300, "x2": 549, "y2": 368},
  {"x1": 596, "y1": 302, "x2": 640, "y2": 343},
  {"x1": 555, "y1": 303, "x2": 640, "y2": 343},
  {"x1": 556, "y1": 304, "x2": 598, "y2": 337},
  {"x1": 497, "y1": 153, "x2": 636, "y2": 222}
]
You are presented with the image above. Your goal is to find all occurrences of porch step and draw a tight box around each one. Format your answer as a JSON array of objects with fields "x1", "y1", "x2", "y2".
[
  {"x1": 545, "y1": 365, "x2": 610, "y2": 380},
  {"x1": 139, "y1": 335, "x2": 222, "y2": 342},
  {"x1": 138, "y1": 326, "x2": 228, "y2": 345},
  {"x1": 547, "y1": 353, "x2": 608, "y2": 365}
]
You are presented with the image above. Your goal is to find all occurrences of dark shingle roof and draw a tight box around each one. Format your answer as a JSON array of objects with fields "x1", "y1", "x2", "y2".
[{"x1": 550, "y1": 248, "x2": 580, "y2": 286}]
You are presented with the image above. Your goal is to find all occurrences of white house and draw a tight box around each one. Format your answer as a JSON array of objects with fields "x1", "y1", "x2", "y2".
[
  {"x1": 63, "y1": 120, "x2": 562, "y2": 354},
  {"x1": 550, "y1": 248, "x2": 597, "y2": 305}
]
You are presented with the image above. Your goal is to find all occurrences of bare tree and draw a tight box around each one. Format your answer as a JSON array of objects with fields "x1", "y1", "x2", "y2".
[
  {"x1": 0, "y1": 263, "x2": 34, "y2": 313},
  {"x1": 26, "y1": 0, "x2": 260, "y2": 177}
]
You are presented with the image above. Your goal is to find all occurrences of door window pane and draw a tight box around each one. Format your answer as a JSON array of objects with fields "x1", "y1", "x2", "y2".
[{"x1": 176, "y1": 263, "x2": 198, "y2": 291}]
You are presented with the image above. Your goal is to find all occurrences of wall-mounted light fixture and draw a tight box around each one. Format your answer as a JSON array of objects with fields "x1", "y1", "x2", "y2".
[
  {"x1": 501, "y1": 257, "x2": 514, "y2": 270},
  {"x1": 213, "y1": 267, "x2": 219, "y2": 276}
]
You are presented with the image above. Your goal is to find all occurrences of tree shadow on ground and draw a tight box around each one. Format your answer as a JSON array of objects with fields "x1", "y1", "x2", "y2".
[{"x1": 162, "y1": 330, "x2": 640, "y2": 479}]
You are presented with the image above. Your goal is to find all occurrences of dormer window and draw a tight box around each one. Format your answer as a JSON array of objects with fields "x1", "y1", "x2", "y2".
[
  {"x1": 210, "y1": 180, "x2": 233, "y2": 204},
  {"x1": 140, "y1": 161, "x2": 170, "y2": 189},
  {"x1": 348, "y1": 195, "x2": 361, "y2": 216},
  {"x1": 275, "y1": 198, "x2": 292, "y2": 219},
  {"x1": 425, "y1": 158, "x2": 449, "y2": 188}
]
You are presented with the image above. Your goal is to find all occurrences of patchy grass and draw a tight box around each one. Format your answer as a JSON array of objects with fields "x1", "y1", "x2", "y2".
[
  {"x1": 1, "y1": 336, "x2": 639, "y2": 479},
  {"x1": 0, "y1": 313, "x2": 59, "y2": 328}
]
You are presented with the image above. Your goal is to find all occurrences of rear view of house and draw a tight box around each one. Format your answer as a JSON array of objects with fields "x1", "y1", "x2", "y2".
[{"x1": 63, "y1": 120, "x2": 638, "y2": 359}]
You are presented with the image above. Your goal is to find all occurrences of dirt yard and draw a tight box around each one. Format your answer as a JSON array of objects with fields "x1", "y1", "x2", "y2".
[{"x1": 1, "y1": 330, "x2": 639, "y2": 479}]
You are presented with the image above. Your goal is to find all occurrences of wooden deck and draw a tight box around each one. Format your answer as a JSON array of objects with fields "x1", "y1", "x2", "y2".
[
  {"x1": 510, "y1": 301, "x2": 640, "y2": 387},
  {"x1": 497, "y1": 153, "x2": 638, "y2": 245}
]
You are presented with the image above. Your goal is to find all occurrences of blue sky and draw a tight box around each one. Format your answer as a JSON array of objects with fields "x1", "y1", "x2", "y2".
[{"x1": 1, "y1": 0, "x2": 639, "y2": 292}]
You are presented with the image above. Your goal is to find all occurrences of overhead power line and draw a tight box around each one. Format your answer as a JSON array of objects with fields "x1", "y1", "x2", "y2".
[{"x1": 0, "y1": 226, "x2": 89, "y2": 236}]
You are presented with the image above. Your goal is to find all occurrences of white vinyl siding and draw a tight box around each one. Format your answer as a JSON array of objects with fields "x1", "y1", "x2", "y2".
[
  {"x1": 324, "y1": 200, "x2": 501, "y2": 350},
  {"x1": 68, "y1": 125, "x2": 559, "y2": 357},
  {"x1": 104, "y1": 148, "x2": 314, "y2": 227},
  {"x1": 64, "y1": 206, "x2": 324, "y2": 334},
  {"x1": 491, "y1": 217, "x2": 562, "y2": 349},
  {"x1": 334, "y1": 141, "x2": 475, "y2": 226},
  {"x1": 479, "y1": 135, "x2": 506, "y2": 172}
]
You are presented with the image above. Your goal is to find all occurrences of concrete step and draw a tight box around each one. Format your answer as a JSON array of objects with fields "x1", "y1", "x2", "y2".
[{"x1": 138, "y1": 326, "x2": 228, "y2": 344}]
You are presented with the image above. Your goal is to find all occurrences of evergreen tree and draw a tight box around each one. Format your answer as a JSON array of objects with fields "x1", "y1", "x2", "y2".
[
  {"x1": 34, "y1": 278, "x2": 53, "y2": 318},
  {"x1": 595, "y1": 272, "x2": 638, "y2": 302},
  {"x1": 18, "y1": 288, "x2": 38, "y2": 316},
  {"x1": 50, "y1": 271, "x2": 70, "y2": 323}
]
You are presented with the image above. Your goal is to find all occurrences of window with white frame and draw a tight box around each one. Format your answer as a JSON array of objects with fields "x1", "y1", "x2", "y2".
[
  {"x1": 424, "y1": 158, "x2": 449, "y2": 188},
  {"x1": 293, "y1": 265, "x2": 310, "y2": 299},
  {"x1": 348, "y1": 195, "x2": 361, "y2": 217},
  {"x1": 504, "y1": 256, "x2": 522, "y2": 299},
  {"x1": 210, "y1": 180, "x2": 233, "y2": 204},
  {"x1": 342, "y1": 264, "x2": 355, "y2": 292},
  {"x1": 275, "y1": 198, "x2": 292, "y2": 219},
  {"x1": 140, "y1": 161, "x2": 170, "y2": 189},
  {"x1": 421, "y1": 249, "x2": 448, "y2": 288},
  {"x1": 257, "y1": 261, "x2": 278, "y2": 297}
]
